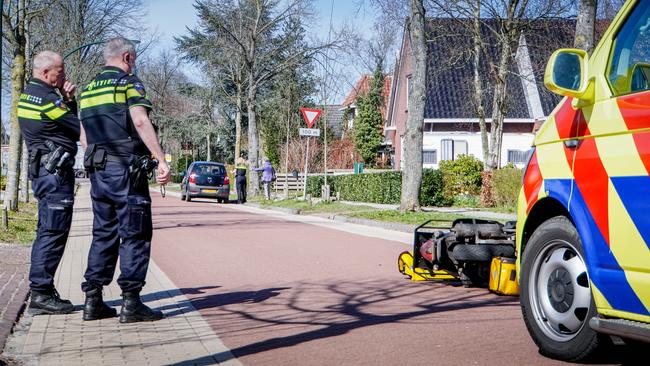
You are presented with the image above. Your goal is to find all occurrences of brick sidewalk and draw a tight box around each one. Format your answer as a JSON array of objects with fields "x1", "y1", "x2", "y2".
[
  {"x1": 0, "y1": 244, "x2": 31, "y2": 357},
  {"x1": 2, "y1": 183, "x2": 241, "y2": 366}
]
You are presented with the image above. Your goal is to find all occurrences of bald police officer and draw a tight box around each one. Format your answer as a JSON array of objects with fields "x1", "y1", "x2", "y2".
[
  {"x1": 18, "y1": 51, "x2": 79, "y2": 315},
  {"x1": 79, "y1": 37, "x2": 170, "y2": 323}
]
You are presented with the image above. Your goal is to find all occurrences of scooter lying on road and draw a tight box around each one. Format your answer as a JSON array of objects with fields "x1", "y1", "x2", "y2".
[{"x1": 398, "y1": 219, "x2": 519, "y2": 295}]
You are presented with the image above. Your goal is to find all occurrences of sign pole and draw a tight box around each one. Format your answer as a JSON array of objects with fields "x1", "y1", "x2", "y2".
[{"x1": 303, "y1": 136, "x2": 311, "y2": 199}]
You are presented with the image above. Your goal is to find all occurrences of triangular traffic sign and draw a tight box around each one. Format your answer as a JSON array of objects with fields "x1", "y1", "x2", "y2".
[{"x1": 300, "y1": 107, "x2": 322, "y2": 128}]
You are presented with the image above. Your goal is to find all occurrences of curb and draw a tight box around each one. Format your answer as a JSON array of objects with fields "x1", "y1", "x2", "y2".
[{"x1": 244, "y1": 203, "x2": 415, "y2": 233}]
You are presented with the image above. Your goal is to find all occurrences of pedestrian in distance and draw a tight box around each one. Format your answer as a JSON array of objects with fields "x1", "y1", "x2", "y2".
[
  {"x1": 78, "y1": 37, "x2": 171, "y2": 323},
  {"x1": 254, "y1": 158, "x2": 275, "y2": 200},
  {"x1": 234, "y1": 157, "x2": 248, "y2": 204},
  {"x1": 18, "y1": 51, "x2": 80, "y2": 316}
]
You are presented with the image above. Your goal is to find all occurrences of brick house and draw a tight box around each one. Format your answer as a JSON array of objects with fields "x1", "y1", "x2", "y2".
[{"x1": 385, "y1": 19, "x2": 577, "y2": 170}]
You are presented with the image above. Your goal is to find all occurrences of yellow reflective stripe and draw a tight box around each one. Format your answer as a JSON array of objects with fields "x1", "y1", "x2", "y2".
[
  {"x1": 17, "y1": 107, "x2": 42, "y2": 120},
  {"x1": 81, "y1": 85, "x2": 128, "y2": 98},
  {"x1": 79, "y1": 92, "x2": 126, "y2": 109},
  {"x1": 44, "y1": 106, "x2": 67, "y2": 120},
  {"x1": 126, "y1": 87, "x2": 142, "y2": 99},
  {"x1": 18, "y1": 101, "x2": 47, "y2": 110}
]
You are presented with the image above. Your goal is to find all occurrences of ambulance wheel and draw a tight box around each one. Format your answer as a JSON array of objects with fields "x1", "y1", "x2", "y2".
[{"x1": 520, "y1": 216, "x2": 609, "y2": 362}]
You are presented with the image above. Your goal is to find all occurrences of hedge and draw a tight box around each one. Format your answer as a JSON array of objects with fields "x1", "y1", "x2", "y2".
[
  {"x1": 307, "y1": 169, "x2": 448, "y2": 206},
  {"x1": 491, "y1": 166, "x2": 523, "y2": 209}
]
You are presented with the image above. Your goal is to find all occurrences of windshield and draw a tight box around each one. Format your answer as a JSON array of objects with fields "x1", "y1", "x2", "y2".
[{"x1": 191, "y1": 164, "x2": 225, "y2": 175}]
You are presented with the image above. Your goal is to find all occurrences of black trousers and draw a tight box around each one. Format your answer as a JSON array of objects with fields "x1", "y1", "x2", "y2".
[
  {"x1": 236, "y1": 175, "x2": 247, "y2": 203},
  {"x1": 82, "y1": 162, "x2": 152, "y2": 293},
  {"x1": 29, "y1": 167, "x2": 75, "y2": 292}
]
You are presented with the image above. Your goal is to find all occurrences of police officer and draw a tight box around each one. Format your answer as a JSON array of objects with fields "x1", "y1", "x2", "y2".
[
  {"x1": 234, "y1": 157, "x2": 247, "y2": 204},
  {"x1": 78, "y1": 37, "x2": 170, "y2": 323},
  {"x1": 17, "y1": 51, "x2": 79, "y2": 315}
]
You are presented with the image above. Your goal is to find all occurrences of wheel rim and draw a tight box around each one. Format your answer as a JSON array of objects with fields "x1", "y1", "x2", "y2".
[{"x1": 528, "y1": 240, "x2": 591, "y2": 342}]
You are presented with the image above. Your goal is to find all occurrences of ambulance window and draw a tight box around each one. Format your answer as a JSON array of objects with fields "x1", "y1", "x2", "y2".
[{"x1": 608, "y1": 0, "x2": 650, "y2": 95}]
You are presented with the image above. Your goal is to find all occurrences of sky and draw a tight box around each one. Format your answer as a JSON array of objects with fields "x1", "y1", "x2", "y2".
[
  {"x1": 141, "y1": 0, "x2": 380, "y2": 102},
  {"x1": 1, "y1": 1, "x2": 381, "y2": 127}
]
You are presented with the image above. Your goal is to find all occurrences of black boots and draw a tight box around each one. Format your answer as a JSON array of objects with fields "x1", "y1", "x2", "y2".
[
  {"x1": 119, "y1": 291, "x2": 163, "y2": 323},
  {"x1": 83, "y1": 288, "x2": 117, "y2": 321},
  {"x1": 29, "y1": 289, "x2": 74, "y2": 315}
]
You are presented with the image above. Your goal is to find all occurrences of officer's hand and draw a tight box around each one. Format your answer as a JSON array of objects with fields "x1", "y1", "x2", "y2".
[
  {"x1": 157, "y1": 161, "x2": 171, "y2": 185},
  {"x1": 62, "y1": 81, "x2": 76, "y2": 101}
]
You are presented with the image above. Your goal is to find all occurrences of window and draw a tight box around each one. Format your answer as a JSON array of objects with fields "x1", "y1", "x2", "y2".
[
  {"x1": 441, "y1": 139, "x2": 468, "y2": 161},
  {"x1": 441, "y1": 139, "x2": 453, "y2": 161},
  {"x1": 453, "y1": 140, "x2": 468, "y2": 159},
  {"x1": 423, "y1": 150, "x2": 437, "y2": 164},
  {"x1": 607, "y1": 1, "x2": 650, "y2": 95},
  {"x1": 423, "y1": 122, "x2": 434, "y2": 132},
  {"x1": 507, "y1": 150, "x2": 529, "y2": 164}
]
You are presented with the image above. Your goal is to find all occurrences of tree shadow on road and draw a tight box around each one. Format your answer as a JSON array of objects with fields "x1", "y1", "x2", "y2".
[{"x1": 155, "y1": 279, "x2": 522, "y2": 365}]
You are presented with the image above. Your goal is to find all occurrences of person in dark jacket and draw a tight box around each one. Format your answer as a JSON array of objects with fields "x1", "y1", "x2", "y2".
[{"x1": 234, "y1": 157, "x2": 248, "y2": 203}]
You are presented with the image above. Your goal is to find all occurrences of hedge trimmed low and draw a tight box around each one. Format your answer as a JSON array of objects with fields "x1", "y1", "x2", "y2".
[{"x1": 307, "y1": 169, "x2": 448, "y2": 206}]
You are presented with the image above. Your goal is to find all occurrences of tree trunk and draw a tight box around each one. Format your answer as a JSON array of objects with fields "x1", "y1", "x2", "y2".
[
  {"x1": 487, "y1": 36, "x2": 512, "y2": 170},
  {"x1": 20, "y1": 143, "x2": 29, "y2": 203},
  {"x1": 235, "y1": 84, "x2": 243, "y2": 160},
  {"x1": 5, "y1": 49, "x2": 26, "y2": 211},
  {"x1": 574, "y1": 0, "x2": 597, "y2": 54},
  {"x1": 472, "y1": 1, "x2": 490, "y2": 168},
  {"x1": 399, "y1": 0, "x2": 426, "y2": 212},
  {"x1": 247, "y1": 83, "x2": 260, "y2": 196}
]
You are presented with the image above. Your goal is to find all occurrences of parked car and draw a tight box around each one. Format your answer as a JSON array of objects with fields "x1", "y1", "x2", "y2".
[
  {"x1": 180, "y1": 162, "x2": 230, "y2": 203},
  {"x1": 517, "y1": 0, "x2": 650, "y2": 361}
]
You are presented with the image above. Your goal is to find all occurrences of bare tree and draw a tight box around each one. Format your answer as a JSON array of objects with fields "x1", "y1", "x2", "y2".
[
  {"x1": 185, "y1": 0, "x2": 337, "y2": 196},
  {"x1": 575, "y1": 0, "x2": 597, "y2": 53},
  {"x1": 400, "y1": 0, "x2": 426, "y2": 211},
  {"x1": 2, "y1": 0, "x2": 47, "y2": 210}
]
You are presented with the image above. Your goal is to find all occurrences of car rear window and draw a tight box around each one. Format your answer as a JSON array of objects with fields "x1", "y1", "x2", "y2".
[{"x1": 191, "y1": 164, "x2": 225, "y2": 175}]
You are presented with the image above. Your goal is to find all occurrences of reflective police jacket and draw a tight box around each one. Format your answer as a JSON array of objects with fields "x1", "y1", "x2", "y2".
[
  {"x1": 79, "y1": 66, "x2": 152, "y2": 157},
  {"x1": 17, "y1": 78, "x2": 80, "y2": 155}
]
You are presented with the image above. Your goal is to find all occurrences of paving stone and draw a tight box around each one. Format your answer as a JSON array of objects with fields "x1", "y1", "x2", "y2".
[{"x1": 1, "y1": 183, "x2": 241, "y2": 365}]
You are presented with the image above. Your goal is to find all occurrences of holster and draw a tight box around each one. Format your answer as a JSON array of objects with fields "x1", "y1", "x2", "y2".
[
  {"x1": 84, "y1": 144, "x2": 107, "y2": 170},
  {"x1": 83, "y1": 144, "x2": 96, "y2": 169},
  {"x1": 29, "y1": 150, "x2": 42, "y2": 178}
]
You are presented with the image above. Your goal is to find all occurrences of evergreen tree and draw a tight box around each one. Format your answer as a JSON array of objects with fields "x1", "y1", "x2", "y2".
[{"x1": 353, "y1": 65, "x2": 385, "y2": 165}]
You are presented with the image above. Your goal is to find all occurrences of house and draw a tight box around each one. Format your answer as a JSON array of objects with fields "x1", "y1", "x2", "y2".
[
  {"x1": 341, "y1": 74, "x2": 393, "y2": 133},
  {"x1": 386, "y1": 19, "x2": 579, "y2": 170}
]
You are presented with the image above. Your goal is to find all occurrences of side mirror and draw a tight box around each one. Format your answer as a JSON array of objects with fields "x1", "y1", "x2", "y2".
[{"x1": 544, "y1": 49, "x2": 589, "y2": 98}]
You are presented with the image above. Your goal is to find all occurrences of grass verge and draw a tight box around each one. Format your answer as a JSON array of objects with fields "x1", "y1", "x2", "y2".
[
  {"x1": 258, "y1": 199, "x2": 377, "y2": 215},
  {"x1": 0, "y1": 200, "x2": 38, "y2": 244}
]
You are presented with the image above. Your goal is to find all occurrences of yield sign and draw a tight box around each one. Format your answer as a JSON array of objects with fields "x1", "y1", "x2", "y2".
[{"x1": 300, "y1": 107, "x2": 322, "y2": 128}]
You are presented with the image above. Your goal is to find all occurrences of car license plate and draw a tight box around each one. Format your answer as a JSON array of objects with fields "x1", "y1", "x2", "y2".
[{"x1": 203, "y1": 189, "x2": 217, "y2": 193}]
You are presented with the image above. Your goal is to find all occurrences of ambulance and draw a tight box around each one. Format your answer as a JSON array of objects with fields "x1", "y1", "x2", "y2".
[{"x1": 517, "y1": 0, "x2": 650, "y2": 360}]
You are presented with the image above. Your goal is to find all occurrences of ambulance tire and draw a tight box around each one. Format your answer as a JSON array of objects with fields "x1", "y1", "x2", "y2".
[
  {"x1": 520, "y1": 216, "x2": 610, "y2": 362},
  {"x1": 451, "y1": 244, "x2": 514, "y2": 261}
]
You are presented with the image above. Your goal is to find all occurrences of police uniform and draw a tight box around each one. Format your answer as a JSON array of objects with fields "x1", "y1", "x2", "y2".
[
  {"x1": 235, "y1": 165, "x2": 247, "y2": 203},
  {"x1": 18, "y1": 78, "x2": 79, "y2": 314},
  {"x1": 78, "y1": 66, "x2": 154, "y2": 296}
]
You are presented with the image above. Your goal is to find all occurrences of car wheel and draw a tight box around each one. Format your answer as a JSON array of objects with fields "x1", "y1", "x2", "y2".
[
  {"x1": 180, "y1": 187, "x2": 186, "y2": 201},
  {"x1": 520, "y1": 216, "x2": 609, "y2": 362},
  {"x1": 186, "y1": 193, "x2": 192, "y2": 202}
]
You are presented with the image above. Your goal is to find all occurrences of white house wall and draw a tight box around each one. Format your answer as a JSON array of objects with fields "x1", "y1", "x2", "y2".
[{"x1": 421, "y1": 131, "x2": 534, "y2": 169}]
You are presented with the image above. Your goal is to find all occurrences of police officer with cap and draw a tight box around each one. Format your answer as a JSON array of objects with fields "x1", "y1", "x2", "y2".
[
  {"x1": 18, "y1": 51, "x2": 79, "y2": 315},
  {"x1": 78, "y1": 37, "x2": 170, "y2": 323}
]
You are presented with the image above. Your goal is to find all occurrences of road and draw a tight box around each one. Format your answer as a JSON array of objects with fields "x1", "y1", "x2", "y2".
[{"x1": 149, "y1": 193, "x2": 626, "y2": 366}]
